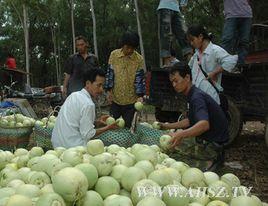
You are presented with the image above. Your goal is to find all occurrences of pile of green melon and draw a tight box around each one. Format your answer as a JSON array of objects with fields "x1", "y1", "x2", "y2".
[{"x1": 0, "y1": 139, "x2": 266, "y2": 206}]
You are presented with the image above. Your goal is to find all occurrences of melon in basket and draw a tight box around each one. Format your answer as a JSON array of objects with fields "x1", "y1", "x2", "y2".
[
  {"x1": 1, "y1": 114, "x2": 35, "y2": 128},
  {"x1": 38, "y1": 116, "x2": 57, "y2": 129},
  {"x1": 35, "y1": 121, "x2": 44, "y2": 127}
]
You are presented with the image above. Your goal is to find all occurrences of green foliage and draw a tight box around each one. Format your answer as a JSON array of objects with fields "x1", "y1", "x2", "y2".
[
  {"x1": 185, "y1": 0, "x2": 224, "y2": 43},
  {"x1": 0, "y1": 0, "x2": 267, "y2": 87}
]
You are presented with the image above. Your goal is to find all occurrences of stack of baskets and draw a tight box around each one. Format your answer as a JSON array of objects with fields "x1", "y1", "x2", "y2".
[{"x1": 0, "y1": 108, "x2": 33, "y2": 151}]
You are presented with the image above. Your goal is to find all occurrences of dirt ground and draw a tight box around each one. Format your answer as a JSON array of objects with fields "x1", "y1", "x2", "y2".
[
  {"x1": 219, "y1": 121, "x2": 268, "y2": 202},
  {"x1": 141, "y1": 112, "x2": 268, "y2": 202}
]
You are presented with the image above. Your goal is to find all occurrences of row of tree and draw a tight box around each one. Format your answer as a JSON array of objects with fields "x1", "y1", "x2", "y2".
[{"x1": 0, "y1": 0, "x2": 267, "y2": 87}]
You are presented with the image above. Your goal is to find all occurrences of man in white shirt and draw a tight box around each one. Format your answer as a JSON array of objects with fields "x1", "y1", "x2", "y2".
[{"x1": 52, "y1": 69, "x2": 117, "y2": 148}]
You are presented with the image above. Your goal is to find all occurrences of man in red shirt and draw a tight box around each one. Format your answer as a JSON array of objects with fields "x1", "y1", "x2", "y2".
[{"x1": 5, "y1": 54, "x2": 17, "y2": 69}]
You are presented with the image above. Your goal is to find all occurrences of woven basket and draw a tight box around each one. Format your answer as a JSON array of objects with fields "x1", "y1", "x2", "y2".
[
  {"x1": 97, "y1": 128, "x2": 139, "y2": 148},
  {"x1": 0, "y1": 107, "x2": 34, "y2": 151},
  {"x1": 0, "y1": 126, "x2": 33, "y2": 151},
  {"x1": 33, "y1": 106, "x2": 60, "y2": 150}
]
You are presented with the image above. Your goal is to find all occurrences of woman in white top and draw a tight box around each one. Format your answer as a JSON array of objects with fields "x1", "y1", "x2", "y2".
[{"x1": 187, "y1": 25, "x2": 238, "y2": 104}]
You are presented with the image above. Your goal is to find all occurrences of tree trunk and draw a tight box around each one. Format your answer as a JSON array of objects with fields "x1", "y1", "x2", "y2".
[
  {"x1": 51, "y1": 26, "x2": 60, "y2": 85},
  {"x1": 57, "y1": 26, "x2": 62, "y2": 85},
  {"x1": 134, "y1": 0, "x2": 147, "y2": 71},
  {"x1": 70, "y1": 0, "x2": 76, "y2": 54},
  {"x1": 23, "y1": 4, "x2": 30, "y2": 85},
  {"x1": 90, "y1": 0, "x2": 98, "y2": 57}
]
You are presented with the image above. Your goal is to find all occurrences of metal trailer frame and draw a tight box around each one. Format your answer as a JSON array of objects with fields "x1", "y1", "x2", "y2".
[{"x1": 147, "y1": 23, "x2": 268, "y2": 146}]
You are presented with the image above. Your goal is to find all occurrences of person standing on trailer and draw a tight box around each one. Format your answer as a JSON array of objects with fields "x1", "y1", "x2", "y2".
[
  {"x1": 221, "y1": 0, "x2": 252, "y2": 65},
  {"x1": 157, "y1": 0, "x2": 192, "y2": 66}
]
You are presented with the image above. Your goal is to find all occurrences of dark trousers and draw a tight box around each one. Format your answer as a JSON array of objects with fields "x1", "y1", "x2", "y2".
[
  {"x1": 196, "y1": 138, "x2": 226, "y2": 164},
  {"x1": 211, "y1": 142, "x2": 225, "y2": 164},
  {"x1": 221, "y1": 17, "x2": 252, "y2": 64},
  {"x1": 158, "y1": 9, "x2": 192, "y2": 58},
  {"x1": 110, "y1": 102, "x2": 135, "y2": 128}
]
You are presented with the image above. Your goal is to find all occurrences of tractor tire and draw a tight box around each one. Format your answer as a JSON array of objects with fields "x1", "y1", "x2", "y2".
[
  {"x1": 265, "y1": 122, "x2": 268, "y2": 148},
  {"x1": 226, "y1": 97, "x2": 243, "y2": 146}
]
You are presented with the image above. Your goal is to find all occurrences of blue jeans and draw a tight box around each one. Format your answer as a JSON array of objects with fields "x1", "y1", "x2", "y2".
[
  {"x1": 221, "y1": 18, "x2": 252, "y2": 64},
  {"x1": 158, "y1": 9, "x2": 192, "y2": 58}
]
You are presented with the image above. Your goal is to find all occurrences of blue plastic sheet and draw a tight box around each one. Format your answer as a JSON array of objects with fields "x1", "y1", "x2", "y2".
[{"x1": 0, "y1": 101, "x2": 16, "y2": 108}]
